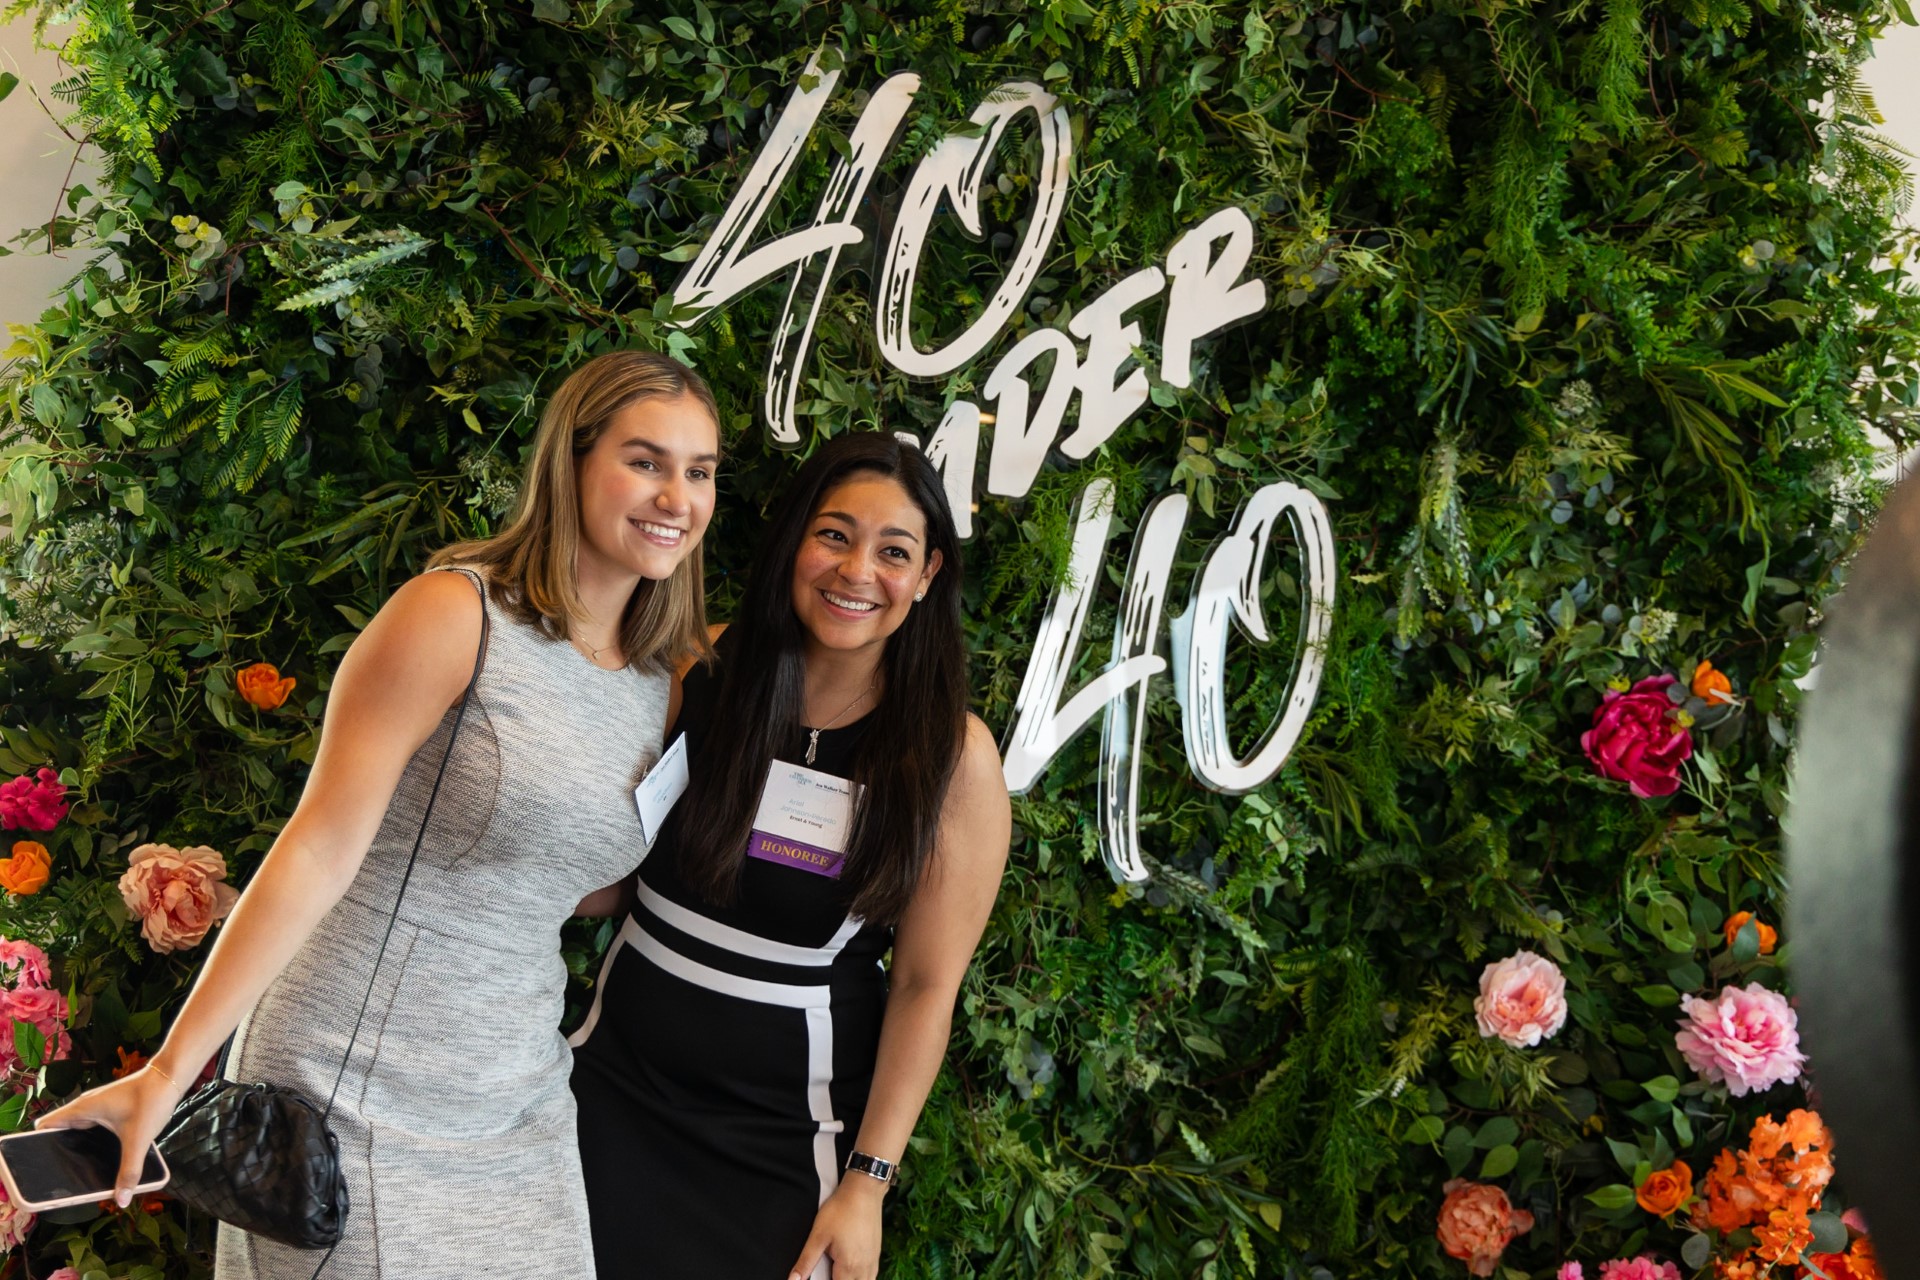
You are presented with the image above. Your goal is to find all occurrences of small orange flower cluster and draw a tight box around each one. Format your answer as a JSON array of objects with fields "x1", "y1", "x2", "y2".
[
  {"x1": 1698, "y1": 1110, "x2": 1833, "y2": 1275},
  {"x1": 1806, "y1": 1237, "x2": 1885, "y2": 1280}
]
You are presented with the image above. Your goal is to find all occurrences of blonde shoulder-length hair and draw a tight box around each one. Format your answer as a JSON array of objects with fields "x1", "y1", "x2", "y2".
[{"x1": 430, "y1": 350, "x2": 719, "y2": 673}]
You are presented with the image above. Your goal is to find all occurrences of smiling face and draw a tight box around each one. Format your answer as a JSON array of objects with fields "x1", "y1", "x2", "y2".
[
  {"x1": 573, "y1": 391, "x2": 719, "y2": 585},
  {"x1": 790, "y1": 471, "x2": 944, "y2": 660}
]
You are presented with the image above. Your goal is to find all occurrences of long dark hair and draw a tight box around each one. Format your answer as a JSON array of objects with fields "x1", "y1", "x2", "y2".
[{"x1": 674, "y1": 432, "x2": 968, "y2": 924}]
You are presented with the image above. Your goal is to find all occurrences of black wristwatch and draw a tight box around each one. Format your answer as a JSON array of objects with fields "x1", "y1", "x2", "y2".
[{"x1": 845, "y1": 1151, "x2": 898, "y2": 1186}]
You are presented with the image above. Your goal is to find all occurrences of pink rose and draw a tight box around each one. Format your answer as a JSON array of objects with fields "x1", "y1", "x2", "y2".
[
  {"x1": 0, "y1": 767, "x2": 69, "y2": 831},
  {"x1": 1581, "y1": 676, "x2": 1693, "y2": 798},
  {"x1": 0, "y1": 937, "x2": 51, "y2": 989},
  {"x1": 1559, "y1": 1265, "x2": 1585, "y2": 1280},
  {"x1": 0, "y1": 984, "x2": 71, "y2": 1074},
  {"x1": 1675, "y1": 983, "x2": 1805, "y2": 1096},
  {"x1": 1598, "y1": 1258, "x2": 1682, "y2": 1280},
  {"x1": 45, "y1": 1270, "x2": 81, "y2": 1280},
  {"x1": 1437, "y1": 1179, "x2": 1534, "y2": 1276},
  {"x1": 118, "y1": 843, "x2": 240, "y2": 954},
  {"x1": 0, "y1": 1180, "x2": 32, "y2": 1249},
  {"x1": 1474, "y1": 950, "x2": 1569, "y2": 1048}
]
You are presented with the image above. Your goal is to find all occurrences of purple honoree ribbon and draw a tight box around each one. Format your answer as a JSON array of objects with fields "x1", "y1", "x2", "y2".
[{"x1": 747, "y1": 828, "x2": 844, "y2": 879}]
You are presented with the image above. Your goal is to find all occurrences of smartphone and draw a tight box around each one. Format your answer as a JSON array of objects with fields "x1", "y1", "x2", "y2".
[{"x1": 0, "y1": 1127, "x2": 168, "y2": 1211}]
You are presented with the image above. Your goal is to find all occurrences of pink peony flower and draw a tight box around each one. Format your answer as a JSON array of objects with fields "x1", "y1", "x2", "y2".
[
  {"x1": 1581, "y1": 676, "x2": 1693, "y2": 798},
  {"x1": 1474, "y1": 950, "x2": 1569, "y2": 1048},
  {"x1": 1437, "y1": 1179, "x2": 1534, "y2": 1276},
  {"x1": 118, "y1": 843, "x2": 240, "y2": 954},
  {"x1": 0, "y1": 983, "x2": 71, "y2": 1074},
  {"x1": 1675, "y1": 983, "x2": 1805, "y2": 1096},
  {"x1": 1598, "y1": 1258, "x2": 1682, "y2": 1280},
  {"x1": 1559, "y1": 1265, "x2": 1585, "y2": 1280},
  {"x1": 0, "y1": 937, "x2": 51, "y2": 990},
  {"x1": 0, "y1": 1180, "x2": 32, "y2": 1249},
  {"x1": 45, "y1": 1271, "x2": 81, "y2": 1280},
  {"x1": 0, "y1": 767, "x2": 69, "y2": 831}
]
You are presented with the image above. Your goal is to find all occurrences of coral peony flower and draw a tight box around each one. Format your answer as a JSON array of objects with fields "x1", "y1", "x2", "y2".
[
  {"x1": 117, "y1": 843, "x2": 240, "y2": 954},
  {"x1": 1676, "y1": 983, "x2": 1805, "y2": 1096},
  {"x1": 1692, "y1": 659, "x2": 1736, "y2": 705},
  {"x1": 236, "y1": 661, "x2": 297, "y2": 711},
  {"x1": 1598, "y1": 1259, "x2": 1681, "y2": 1280},
  {"x1": 1582, "y1": 675, "x2": 1694, "y2": 798},
  {"x1": 0, "y1": 938, "x2": 51, "y2": 989},
  {"x1": 1636, "y1": 1161, "x2": 1693, "y2": 1217},
  {"x1": 0, "y1": 767, "x2": 69, "y2": 831},
  {"x1": 0, "y1": 840, "x2": 51, "y2": 895},
  {"x1": 0, "y1": 1181, "x2": 33, "y2": 1250},
  {"x1": 1474, "y1": 950, "x2": 1569, "y2": 1048},
  {"x1": 1722, "y1": 911, "x2": 1778, "y2": 955},
  {"x1": 1436, "y1": 1179, "x2": 1535, "y2": 1276}
]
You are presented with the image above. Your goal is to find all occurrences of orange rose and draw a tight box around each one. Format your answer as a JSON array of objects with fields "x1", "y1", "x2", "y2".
[
  {"x1": 1692, "y1": 659, "x2": 1736, "y2": 705},
  {"x1": 1723, "y1": 911, "x2": 1778, "y2": 955},
  {"x1": 0, "y1": 840, "x2": 51, "y2": 895},
  {"x1": 236, "y1": 662, "x2": 296, "y2": 711},
  {"x1": 1636, "y1": 1159, "x2": 1693, "y2": 1216}
]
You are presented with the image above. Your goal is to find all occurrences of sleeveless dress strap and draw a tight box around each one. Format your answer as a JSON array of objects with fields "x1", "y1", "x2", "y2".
[{"x1": 432, "y1": 564, "x2": 492, "y2": 686}]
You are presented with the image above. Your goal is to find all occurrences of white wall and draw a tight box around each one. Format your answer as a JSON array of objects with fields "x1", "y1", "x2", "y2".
[
  {"x1": 0, "y1": 20, "x2": 92, "y2": 337},
  {"x1": 1866, "y1": 23, "x2": 1920, "y2": 222}
]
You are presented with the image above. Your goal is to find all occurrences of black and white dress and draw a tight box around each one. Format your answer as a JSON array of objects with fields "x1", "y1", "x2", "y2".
[{"x1": 570, "y1": 661, "x2": 891, "y2": 1279}]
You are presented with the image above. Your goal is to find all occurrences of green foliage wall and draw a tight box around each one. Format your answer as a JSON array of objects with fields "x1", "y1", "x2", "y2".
[{"x1": 1, "y1": 0, "x2": 1917, "y2": 1276}]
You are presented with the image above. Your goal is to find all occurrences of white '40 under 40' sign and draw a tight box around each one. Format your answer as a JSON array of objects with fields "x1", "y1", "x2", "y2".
[{"x1": 668, "y1": 53, "x2": 1335, "y2": 882}]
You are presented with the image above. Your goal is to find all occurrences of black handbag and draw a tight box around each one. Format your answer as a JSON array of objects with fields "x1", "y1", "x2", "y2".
[{"x1": 156, "y1": 595, "x2": 488, "y2": 1271}]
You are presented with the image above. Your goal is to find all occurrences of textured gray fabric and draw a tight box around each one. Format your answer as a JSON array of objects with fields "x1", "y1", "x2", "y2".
[{"x1": 215, "y1": 567, "x2": 669, "y2": 1279}]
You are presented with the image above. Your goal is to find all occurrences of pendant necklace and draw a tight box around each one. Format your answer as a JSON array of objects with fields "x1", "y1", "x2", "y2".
[
  {"x1": 570, "y1": 633, "x2": 620, "y2": 668},
  {"x1": 805, "y1": 675, "x2": 877, "y2": 766}
]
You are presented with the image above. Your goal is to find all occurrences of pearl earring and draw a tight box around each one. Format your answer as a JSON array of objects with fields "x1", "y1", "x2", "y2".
[{"x1": 914, "y1": 592, "x2": 924, "y2": 601}]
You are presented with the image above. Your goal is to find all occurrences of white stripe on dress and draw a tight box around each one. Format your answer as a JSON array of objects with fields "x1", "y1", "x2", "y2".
[{"x1": 636, "y1": 882, "x2": 862, "y2": 967}]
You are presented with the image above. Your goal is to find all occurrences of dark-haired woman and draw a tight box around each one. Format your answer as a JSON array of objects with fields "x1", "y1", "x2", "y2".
[{"x1": 570, "y1": 432, "x2": 1011, "y2": 1280}]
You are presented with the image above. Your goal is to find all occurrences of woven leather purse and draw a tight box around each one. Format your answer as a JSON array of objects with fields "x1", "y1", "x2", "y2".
[
  {"x1": 156, "y1": 588, "x2": 488, "y2": 1268},
  {"x1": 156, "y1": 1078, "x2": 345, "y2": 1248}
]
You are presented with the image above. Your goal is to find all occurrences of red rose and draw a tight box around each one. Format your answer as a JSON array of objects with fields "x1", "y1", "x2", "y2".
[{"x1": 1581, "y1": 675, "x2": 1693, "y2": 798}]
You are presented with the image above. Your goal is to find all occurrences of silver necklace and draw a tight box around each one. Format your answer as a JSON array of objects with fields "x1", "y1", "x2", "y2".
[{"x1": 805, "y1": 676, "x2": 877, "y2": 766}]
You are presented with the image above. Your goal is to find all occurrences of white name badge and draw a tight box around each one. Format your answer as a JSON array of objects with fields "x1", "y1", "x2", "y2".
[
  {"x1": 632, "y1": 732, "x2": 690, "y2": 847},
  {"x1": 747, "y1": 761, "x2": 860, "y2": 878}
]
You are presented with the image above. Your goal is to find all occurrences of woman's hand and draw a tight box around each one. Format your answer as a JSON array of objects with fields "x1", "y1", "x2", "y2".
[
  {"x1": 787, "y1": 1173, "x2": 887, "y2": 1280},
  {"x1": 35, "y1": 1064, "x2": 189, "y2": 1205}
]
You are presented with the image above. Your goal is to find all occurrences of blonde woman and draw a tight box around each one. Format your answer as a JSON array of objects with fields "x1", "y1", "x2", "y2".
[{"x1": 41, "y1": 350, "x2": 721, "y2": 1278}]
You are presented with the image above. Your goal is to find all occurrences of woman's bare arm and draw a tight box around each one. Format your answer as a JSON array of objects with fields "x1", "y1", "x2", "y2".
[
  {"x1": 38, "y1": 570, "x2": 483, "y2": 1200},
  {"x1": 787, "y1": 715, "x2": 1012, "y2": 1280}
]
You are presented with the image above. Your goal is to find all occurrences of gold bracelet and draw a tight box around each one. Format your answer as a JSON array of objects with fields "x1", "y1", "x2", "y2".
[{"x1": 146, "y1": 1059, "x2": 180, "y2": 1091}]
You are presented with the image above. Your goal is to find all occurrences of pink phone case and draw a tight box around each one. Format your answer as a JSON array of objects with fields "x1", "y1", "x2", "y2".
[{"x1": 0, "y1": 1128, "x2": 170, "y2": 1212}]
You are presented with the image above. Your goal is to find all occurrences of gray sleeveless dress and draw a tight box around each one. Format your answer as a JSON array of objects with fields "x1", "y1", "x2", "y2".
[{"x1": 216, "y1": 566, "x2": 670, "y2": 1279}]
